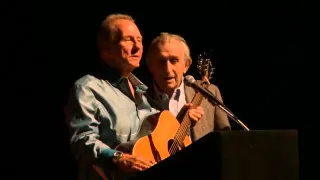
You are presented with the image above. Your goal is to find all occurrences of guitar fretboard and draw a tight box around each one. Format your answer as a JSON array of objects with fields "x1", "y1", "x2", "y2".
[{"x1": 170, "y1": 82, "x2": 208, "y2": 154}]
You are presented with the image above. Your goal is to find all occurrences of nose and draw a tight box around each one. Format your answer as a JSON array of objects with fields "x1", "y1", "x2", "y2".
[
  {"x1": 132, "y1": 39, "x2": 143, "y2": 54},
  {"x1": 164, "y1": 61, "x2": 174, "y2": 74}
]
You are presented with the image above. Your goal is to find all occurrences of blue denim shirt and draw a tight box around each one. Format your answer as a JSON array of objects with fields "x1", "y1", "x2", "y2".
[{"x1": 67, "y1": 65, "x2": 159, "y2": 179}]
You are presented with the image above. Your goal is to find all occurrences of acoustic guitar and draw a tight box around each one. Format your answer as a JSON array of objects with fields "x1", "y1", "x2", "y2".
[
  {"x1": 129, "y1": 52, "x2": 215, "y2": 162},
  {"x1": 93, "y1": 52, "x2": 214, "y2": 179}
]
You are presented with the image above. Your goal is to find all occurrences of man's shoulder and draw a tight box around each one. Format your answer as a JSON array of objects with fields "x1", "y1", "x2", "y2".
[
  {"x1": 74, "y1": 74, "x2": 100, "y2": 87},
  {"x1": 207, "y1": 83, "x2": 219, "y2": 91},
  {"x1": 193, "y1": 80, "x2": 219, "y2": 90}
]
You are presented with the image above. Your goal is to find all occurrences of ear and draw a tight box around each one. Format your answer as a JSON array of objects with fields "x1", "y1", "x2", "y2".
[{"x1": 184, "y1": 58, "x2": 192, "y2": 74}]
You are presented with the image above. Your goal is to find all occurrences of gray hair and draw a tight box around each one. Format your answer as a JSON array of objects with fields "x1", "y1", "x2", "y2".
[{"x1": 146, "y1": 32, "x2": 192, "y2": 66}]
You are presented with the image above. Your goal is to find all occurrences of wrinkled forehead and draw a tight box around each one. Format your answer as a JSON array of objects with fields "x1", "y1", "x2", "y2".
[
  {"x1": 113, "y1": 19, "x2": 142, "y2": 38},
  {"x1": 154, "y1": 40, "x2": 185, "y2": 57}
]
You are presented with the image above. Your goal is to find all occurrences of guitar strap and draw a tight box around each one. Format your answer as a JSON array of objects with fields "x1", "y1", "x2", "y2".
[
  {"x1": 144, "y1": 88, "x2": 193, "y2": 140},
  {"x1": 144, "y1": 92, "x2": 166, "y2": 111}
]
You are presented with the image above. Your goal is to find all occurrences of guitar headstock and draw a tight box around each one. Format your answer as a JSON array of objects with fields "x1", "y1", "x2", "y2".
[{"x1": 196, "y1": 51, "x2": 215, "y2": 85}]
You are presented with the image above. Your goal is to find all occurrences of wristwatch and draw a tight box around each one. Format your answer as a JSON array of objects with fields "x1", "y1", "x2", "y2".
[{"x1": 112, "y1": 151, "x2": 123, "y2": 163}]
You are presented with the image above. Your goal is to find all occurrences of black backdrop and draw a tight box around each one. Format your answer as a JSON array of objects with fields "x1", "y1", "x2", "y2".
[{"x1": 3, "y1": 1, "x2": 313, "y2": 179}]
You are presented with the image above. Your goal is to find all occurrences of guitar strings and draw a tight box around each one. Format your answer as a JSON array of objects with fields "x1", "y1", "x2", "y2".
[
  {"x1": 169, "y1": 120, "x2": 190, "y2": 154},
  {"x1": 168, "y1": 87, "x2": 207, "y2": 155},
  {"x1": 168, "y1": 58, "x2": 212, "y2": 155}
]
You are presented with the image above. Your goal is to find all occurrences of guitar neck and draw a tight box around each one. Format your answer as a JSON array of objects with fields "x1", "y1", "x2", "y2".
[{"x1": 174, "y1": 82, "x2": 208, "y2": 147}]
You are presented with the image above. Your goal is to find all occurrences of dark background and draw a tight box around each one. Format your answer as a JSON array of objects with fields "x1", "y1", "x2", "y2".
[{"x1": 4, "y1": 0, "x2": 313, "y2": 179}]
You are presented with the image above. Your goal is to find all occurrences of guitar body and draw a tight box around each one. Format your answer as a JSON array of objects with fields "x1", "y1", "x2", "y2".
[
  {"x1": 131, "y1": 110, "x2": 191, "y2": 162},
  {"x1": 94, "y1": 110, "x2": 191, "y2": 180}
]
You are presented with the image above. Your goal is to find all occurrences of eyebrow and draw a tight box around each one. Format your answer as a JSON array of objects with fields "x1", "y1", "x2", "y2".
[
  {"x1": 158, "y1": 54, "x2": 179, "y2": 61},
  {"x1": 123, "y1": 35, "x2": 142, "y2": 39}
]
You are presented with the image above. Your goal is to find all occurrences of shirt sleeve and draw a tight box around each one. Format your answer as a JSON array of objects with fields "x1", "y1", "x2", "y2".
[{"x1": 67, "y1": 84, "x2": 116, "y2": 165}]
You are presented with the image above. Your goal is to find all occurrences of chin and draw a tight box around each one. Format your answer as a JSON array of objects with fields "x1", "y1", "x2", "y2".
[
  {"x1": 165, "y1": 83, "x2": 177, "y2": 90},
  {"x1": 128, "y1": 58, "x2": 140, "y2": 66},
  {"x1": 125, "y1": 64, "x2": 140, "y2": 72},
  {"x1": 134, "y1": 63, "x2": 140, "y2": 67},
  {"x1": 132, "y1": 61, "x2": 140, "y2": 67}
]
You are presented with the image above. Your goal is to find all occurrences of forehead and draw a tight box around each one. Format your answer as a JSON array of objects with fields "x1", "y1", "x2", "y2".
[
  {"x1": 155, "y1": 40, "x2": 185, "y2": 58},
  {"x1": 114, "y1": 19, "x2": 142, "y2": 37}
]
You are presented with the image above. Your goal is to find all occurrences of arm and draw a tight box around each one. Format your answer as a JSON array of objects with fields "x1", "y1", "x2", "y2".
[
  {"x1": 207, "y1": 84, "x2": 231, "y2": 130},
  {"x1": 67, "y1": 84, "x2": 116, "y2": 166},
  {"x1": 67, "y1": 83, "x2": 155, "y2": 173}
]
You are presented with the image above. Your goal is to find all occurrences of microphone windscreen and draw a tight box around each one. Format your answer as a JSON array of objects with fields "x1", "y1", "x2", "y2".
[{"x1": 185, "y1": 75, "x2": 196, "y2": 85}]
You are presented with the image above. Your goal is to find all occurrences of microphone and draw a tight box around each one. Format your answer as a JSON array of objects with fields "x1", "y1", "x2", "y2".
[
  {"x1": 184, "y1": 75, "x2": 250, "y2": 131},
  {"x1": 184, "y1": 75, "x2": 221, "y2": 104}
]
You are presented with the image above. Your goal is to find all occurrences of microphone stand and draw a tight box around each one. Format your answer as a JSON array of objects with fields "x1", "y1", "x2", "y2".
[{"x1": 202, "y1": 78, "x2": 250, "y2": 131}]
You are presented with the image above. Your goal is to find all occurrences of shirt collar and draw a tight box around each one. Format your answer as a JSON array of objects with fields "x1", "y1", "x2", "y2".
[
  {"x1": 128, "y1": 73, "x2": 148, "y2": 93},
  {"x1": 95, "y1": 62, "x2": 148, "y2": 93}
]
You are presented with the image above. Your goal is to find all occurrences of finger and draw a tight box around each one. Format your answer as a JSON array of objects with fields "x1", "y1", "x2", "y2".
[
  {"x1": 196, "y1": 108, "x2": 204, "y2": 115},
  {"x1": 133, "y1": 161, "x2": 151, "y2": 170},
  {"x1": 190, "y1": 106, "x2": 203, "y2": 113},
  {"x1": 150, "y1": 160, "x2": 157, "y2": 165},
  {"x1": 188, "y1": 109, "x2": 199, "y2": 117},
  {"x1": 143, "y1": 160, "x2": 155, "y2": 167},
  {"x1": 124, "y1": 160, "x2": 134, "y2": 167},
  {"x1": 143, "y1": 159, "x2": 156, "y2": 165},
  {"x1": 124, "y1": 160, "x2": 149, "y2": 172},
  {"x1": 188, "y1": 111, "x2": 202, "y2": 121},
  {"x1": 190, "y1": 108, "x2": 204, "y2": 116},
  {"x1": 136, "y1": 156, "x2": 155, "y2": 164},
  {"x1": 198, "y1": 108, "x2": 204, "y2": 114},
  {"x1": 141, "y1": 159, "x2": 154, "y2": 167},
  {"x1": 131, "y1": 164, "x2": 144, "y2": 171},
  {"x1": 134, "y1": 157, "x2": 154, "y2": 168},
  {"x1": 188, "y1": 112, "x2": 196, "y2": 121},
  {"x1": 119, "y1": 161, "x2": 136, "y2": 173}
]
